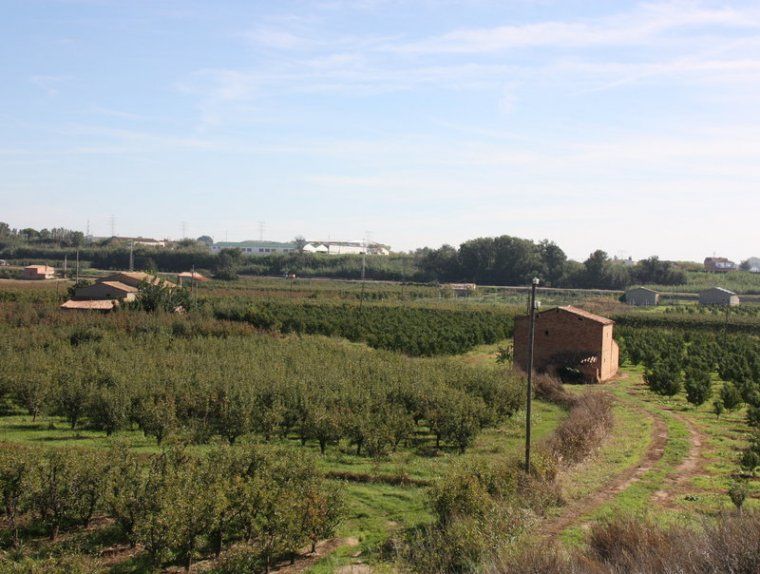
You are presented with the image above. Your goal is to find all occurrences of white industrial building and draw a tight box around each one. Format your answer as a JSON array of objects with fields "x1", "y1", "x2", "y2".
[{"x1": 210, "y1": 239, "x2": 390, "y2": 256}]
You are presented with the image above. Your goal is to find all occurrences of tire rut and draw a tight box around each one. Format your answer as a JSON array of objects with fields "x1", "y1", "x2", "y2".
[{"x1": 540, "y1": 405, "x2": 667, "y2": 538}]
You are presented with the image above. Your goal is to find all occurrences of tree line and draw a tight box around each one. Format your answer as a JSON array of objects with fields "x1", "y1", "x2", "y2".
[{"x1": 2, "y1": 224, "x2": 690, "y2": 289}]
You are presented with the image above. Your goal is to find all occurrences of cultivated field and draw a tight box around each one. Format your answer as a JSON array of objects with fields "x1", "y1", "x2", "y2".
[{"x1": 0, "y1": 276, "x2": 758, "y2": 573}]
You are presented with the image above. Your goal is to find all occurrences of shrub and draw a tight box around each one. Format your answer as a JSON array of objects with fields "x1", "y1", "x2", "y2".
[
  {"x1": 549, "y1": 393, "x2": 613, "y2": 464},
  {"x1": 644, "y1": 361, "x2": 682, "y2": 396},
  {"x1": 684, "y1": 367, "x2": 712, "y2": 406}
]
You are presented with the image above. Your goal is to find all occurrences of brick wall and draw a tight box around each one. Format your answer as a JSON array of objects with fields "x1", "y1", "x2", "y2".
[{"x1": 513, "y1": 307, "x2": 619, "y2": 382}]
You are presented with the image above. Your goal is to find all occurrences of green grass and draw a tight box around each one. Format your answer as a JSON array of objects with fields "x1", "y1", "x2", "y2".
[
  {"x1": 558, "y1": 367, "x2": 759, "y2": 544},
  {"x1": 0, "y1": 394, "x2": 567, "y2": 573},
  {"x1": 559, "y1": 376, "x2": 691, "y2": 544},
  {"x1": 555, "y1": 390, "x2": 652, "y2": 505}
]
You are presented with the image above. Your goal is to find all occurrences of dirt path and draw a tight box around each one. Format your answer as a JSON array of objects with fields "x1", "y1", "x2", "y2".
[
  {"x1": 651, "y1": 411, "x2": 706, "y2": 507},
  {"x1": 540, "y1": 406, "x2": 668, "y2": 538}
]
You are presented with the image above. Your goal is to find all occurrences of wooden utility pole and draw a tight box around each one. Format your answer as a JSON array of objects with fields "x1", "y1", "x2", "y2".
[{"x1": 525, "y1": 277, "x2": 539, "y2": 473}]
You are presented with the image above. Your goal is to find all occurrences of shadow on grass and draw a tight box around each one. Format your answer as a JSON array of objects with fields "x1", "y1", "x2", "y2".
[
  {"x1": 108, "y1": 552, "x2": 156, "y2": 574},
  {"x1": 30, "y1": 435, "x2": 93, "y2": 443}
]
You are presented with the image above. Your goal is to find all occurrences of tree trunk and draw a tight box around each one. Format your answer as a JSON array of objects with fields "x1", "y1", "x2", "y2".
[
  {"x1": 213, "y1": 530, "x2": 223, "y2": 557},
  {"x1": 319, "y1": 440, "x2": 326, "y2": 454},
  {"x1": 311, "y1": 540, "x2": 317, "y2": 553}
]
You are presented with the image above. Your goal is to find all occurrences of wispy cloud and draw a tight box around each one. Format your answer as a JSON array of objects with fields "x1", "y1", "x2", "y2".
[
  {"x1": 29, "y1": 75, "x2": 70, "y2": 96},
  {"x1": 391, "y1": 3, "x2": 760, "y2": 53}
]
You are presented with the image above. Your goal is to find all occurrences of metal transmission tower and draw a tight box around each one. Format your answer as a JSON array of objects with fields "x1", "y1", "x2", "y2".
[
  {"x1": 258, "y1": 221, "x2": 265, "y2": 241},
  {"x1": 109, "y1": 215, "x2": 115, "y2": 237},
  {"x1": 525, "y1": 278, "x2": 540, "y2": 473}
]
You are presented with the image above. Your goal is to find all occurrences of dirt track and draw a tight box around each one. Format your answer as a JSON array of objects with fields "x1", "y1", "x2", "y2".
[
  {"x1": 540, "y1": 405, "x2": 668, "y2": 537},
  {"x1": 651, "y1": 411, "x2": 706, "y2": 507},
  {"x1": 541, "y1": 379, "x2": 709, "y2": 538}
]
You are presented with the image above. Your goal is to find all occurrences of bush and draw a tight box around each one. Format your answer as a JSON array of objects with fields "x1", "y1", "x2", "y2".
[
  {"x1": 493, "y1": 512, "x2": 760, "y2": 574},
  {"x1": 644, "y1": 361, "x2": 682, "y2": 396},
  {"x1": 684, "y1": 367, "x2": 712, "y2": 406},
  {"x1": 549, "y1": 393, "x2": 613, "y2": 464}
]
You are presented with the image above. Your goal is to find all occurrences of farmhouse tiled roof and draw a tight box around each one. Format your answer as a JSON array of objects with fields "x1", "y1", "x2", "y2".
[
  {"x1": 60, "y1": 299, "x2": 118, "y2": 310},
  {"x1": 553, "y1": 305, "x2": 615, "y2": 325},
  {"x1": 96, "y1": 281, "x2": 139, "y2": 293}
]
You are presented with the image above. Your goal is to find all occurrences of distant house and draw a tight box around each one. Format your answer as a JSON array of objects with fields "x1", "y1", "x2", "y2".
[
  {"x1": 625, "y1": 287, "x2": 659, "y2": 307},
  {"x1": 60, "y1": 271, "x2": 173, "y2": 312},
  {"x1": 513, "y1": 306, "x2": 619, "y2": 383},
  {"x1": 22, "y1": 265, "x2": 55, "y2": 280},
  {"x1": 74, "y1": 281, "x2": 138, "y2": 302},
  {"x1": 177, "y1": 271, "x2": 209, "y2": 285},
  {"x1": 704, "y1": 257, "x2": 737, "y2": 273},
  {"x1": 444, "y1": 283, "x2": 477, "y2": 297},
  {"x1": 699, "y1": 287, "x2": 740, "y2": 306},
  {"x1": 60, "y1": 299, "x2": 119, "y2": 312}
]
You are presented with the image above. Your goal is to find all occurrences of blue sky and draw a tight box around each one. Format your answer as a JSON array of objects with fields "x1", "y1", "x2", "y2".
[{"x1": 1, "y1": 0, "x2": 759, "y2": 261}]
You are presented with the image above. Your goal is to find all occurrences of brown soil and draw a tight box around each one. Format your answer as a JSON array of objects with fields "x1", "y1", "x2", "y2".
[{"x1": 651, "y1": 410, "x2": 707, "y2": 507}]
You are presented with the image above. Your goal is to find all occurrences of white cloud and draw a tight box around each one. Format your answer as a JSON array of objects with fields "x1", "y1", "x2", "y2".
[
  {"x1": 391, "y1": 2, "x2": 760, "y2": 53},
  {"x1": 29, "y1": 75, "x2": 70, "y2": 96}
]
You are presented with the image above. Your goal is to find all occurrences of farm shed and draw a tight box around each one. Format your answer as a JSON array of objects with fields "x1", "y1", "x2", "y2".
[
  {"x1": 513, "y1": 306, "x2": 619, "y2": 383},
  {"x1": 60, "y1": 299, "x2": 118, "y2": 312},
  {"x1": 22, "y1": 265, "x2": 55, "y2": 280},
  {"x1": 704, "y1": 257, "x2": 737, "y2": 273},
  {"x1": 98, "y1": 271, "x2": 174, "y2": 289},
  {"x1": 625, "y1": 287, "x2": 659, "y2": 306},
  {"x1": 177, "y1": 271, "x2": 209, "y2": 285},
  {"x1": 74, "y1": 281, "x2": 137, "y2": 302},
  {"x1": 698, "y1": 287, "x2": 740, "y2": 306}
]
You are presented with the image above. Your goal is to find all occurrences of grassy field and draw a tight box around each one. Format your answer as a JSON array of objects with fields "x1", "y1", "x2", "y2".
[
  {"x1": 0, "y1": 334, "x2": 567, "y2": 573},
  {"x1": 554, "y1": 368, "x2": 759, "y2": 545},
  {"x1": 2, "y1": 275, "x2": 759, "y2": 573}
]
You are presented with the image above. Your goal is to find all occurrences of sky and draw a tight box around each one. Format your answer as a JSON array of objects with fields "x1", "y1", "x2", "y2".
[{"x1": 1, "y1": 0, "x2": 759, "y2": 261}]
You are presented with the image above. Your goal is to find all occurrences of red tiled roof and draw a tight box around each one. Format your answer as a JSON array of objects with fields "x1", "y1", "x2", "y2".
[
  {"x1": 555, "y1": 305, "x2": 614, "y2": 325},
  {"x1": 60, "y1": 299, "x2": 117, "y2": 310},
  {"x1": 177, "y1": 271, "x2": 209, "y2": 281},
  {"x1": 24, "y1": 265, "x2": 55, "y2": 272},
  {"x1": 97, "y1": 281, "x2": 139, "y2": 293}
]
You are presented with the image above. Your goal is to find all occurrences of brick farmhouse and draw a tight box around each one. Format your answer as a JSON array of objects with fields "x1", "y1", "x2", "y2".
[
  {"x1": 22, "y1": 265, "x2": 55, "y2": 280},
  {"x1": 513, "y1": 306, "x2": 619, "y2": 383}
]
